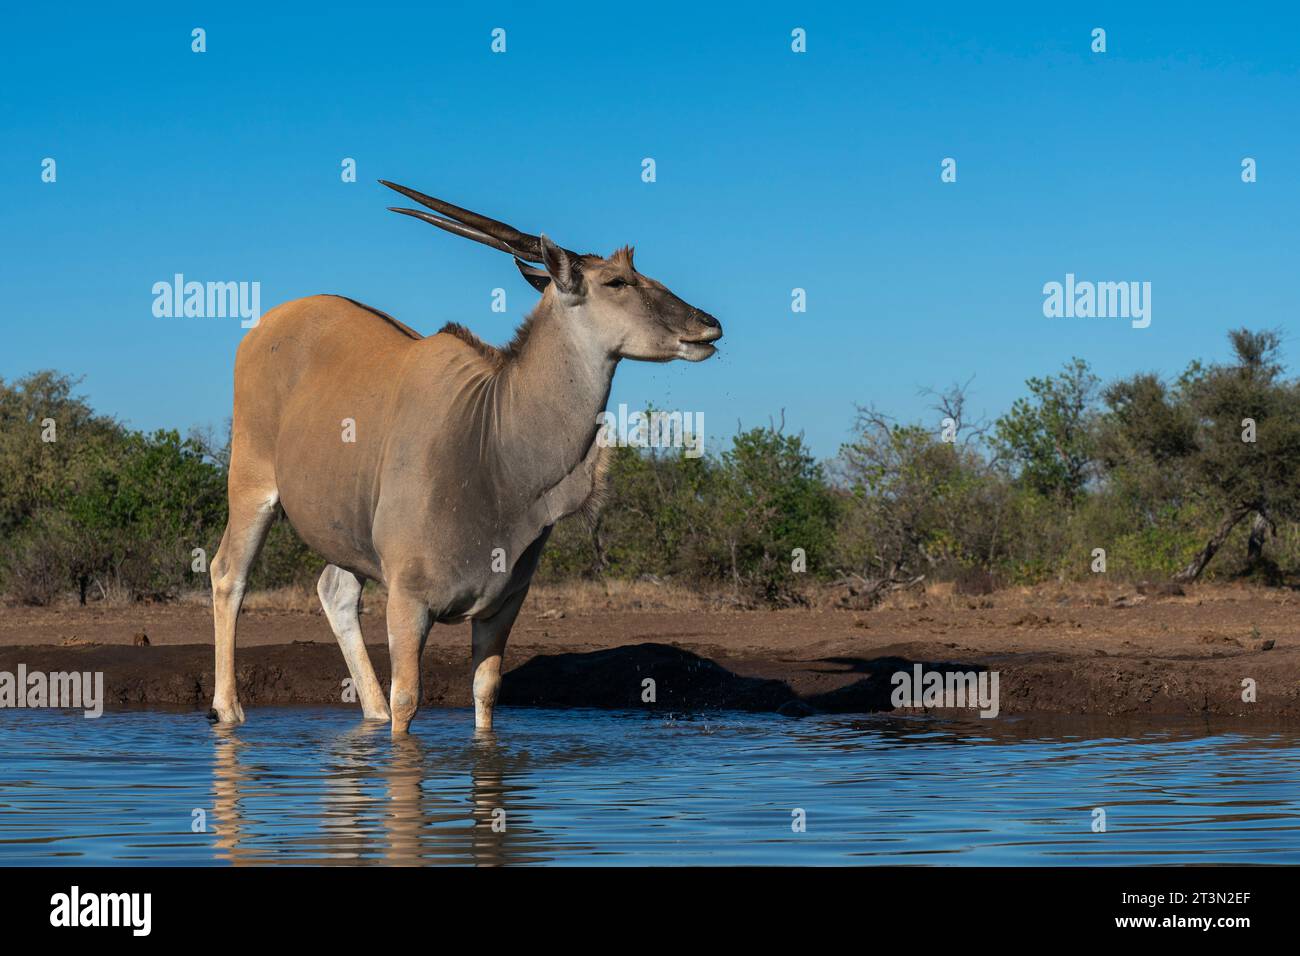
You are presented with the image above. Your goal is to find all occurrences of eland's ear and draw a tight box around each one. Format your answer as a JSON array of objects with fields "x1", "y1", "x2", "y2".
[
  {"x1": 540, "y1": 234, "x2": 581, "y2": 295},
  {"x1": 515, "y1": 258, "x2": 551, "y2": 292}
]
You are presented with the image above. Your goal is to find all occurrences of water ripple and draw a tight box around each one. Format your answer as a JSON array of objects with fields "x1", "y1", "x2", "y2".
[{"x1": 0, "y1": 708, "x2": 1297, "y2": 865}]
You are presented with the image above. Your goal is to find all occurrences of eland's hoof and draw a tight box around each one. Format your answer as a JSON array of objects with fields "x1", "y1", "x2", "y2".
[{"x1": 208, "y1": 700, "x2": 246, "y2": 724}]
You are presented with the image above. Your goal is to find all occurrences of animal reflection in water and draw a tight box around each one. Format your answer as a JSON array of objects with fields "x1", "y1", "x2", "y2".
[{"x1": 210, "y1": 725, "x2": 557, "y2": 865}]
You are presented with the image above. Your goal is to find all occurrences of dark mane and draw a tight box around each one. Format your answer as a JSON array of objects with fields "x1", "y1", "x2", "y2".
[{"x1": 438, "y1": 309, "x2": 541, "y2": 370}]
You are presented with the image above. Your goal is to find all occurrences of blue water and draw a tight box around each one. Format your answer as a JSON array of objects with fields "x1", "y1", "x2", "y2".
[{"x1": 0, "y1": 707, "x2": 1297, "y2": 865}]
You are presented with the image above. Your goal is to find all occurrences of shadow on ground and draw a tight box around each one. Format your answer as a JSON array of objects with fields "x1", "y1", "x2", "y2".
[{"x1": 501, "y1": 643, "x2": 989, "y2": 715}]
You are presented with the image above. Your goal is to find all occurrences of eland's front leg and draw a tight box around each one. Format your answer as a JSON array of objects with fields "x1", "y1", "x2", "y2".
[
  {"x1": 385, "y1": 589, "x2": 432, "y2": 735},
  {"x1": 471, "y1": 587, "x2": 529, "y2": 731},
  {"x1": 317, "y1": 564, "x2": 390, "y2": 720}
]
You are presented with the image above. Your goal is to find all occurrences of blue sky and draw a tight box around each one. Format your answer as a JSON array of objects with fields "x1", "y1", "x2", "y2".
[{"x1": 3, "y1": 2, "x2": 1297, "y2": 458}]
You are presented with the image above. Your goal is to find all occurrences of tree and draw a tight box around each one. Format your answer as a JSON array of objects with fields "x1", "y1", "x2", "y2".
[
  {"x1": 1097, "y1": 372, "x2": 1198, "y2": 521},
  {"x1": 835, "y1": 393, "x2": 1011, "y2": 595},
  {"x1": 707, "y1": 421, "x2": 838, "y2": 603},
  {"x1": 992, "y1": 358, "x2": 1100, "y2": 502},
  {"x1": 4, "y1": 428, "x2": 227, "y2": 603},
  {"x1": 1170, "y1": 329, "x2": 1300, "y2": 581},
  {"x1": 0, "y1": 371, "x2": 122, "y2": 537}
]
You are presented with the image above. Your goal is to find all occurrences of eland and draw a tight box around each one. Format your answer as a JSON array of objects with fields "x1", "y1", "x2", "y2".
[{"x1": 209, "y1": 181, "x2": 722, "y2": 734}]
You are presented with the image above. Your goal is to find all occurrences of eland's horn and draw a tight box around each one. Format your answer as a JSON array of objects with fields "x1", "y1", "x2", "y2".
[
  {"x1": 386, "y1": 206, "x2": 528, "y2": 258},
  {"x1": 381, "y1": 180, "x2": 572, "y2": 263}
]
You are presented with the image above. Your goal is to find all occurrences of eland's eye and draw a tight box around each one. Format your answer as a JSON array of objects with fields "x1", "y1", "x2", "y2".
[{"x1": 603, "y1": 277, "x2": 629, "y2": 289}]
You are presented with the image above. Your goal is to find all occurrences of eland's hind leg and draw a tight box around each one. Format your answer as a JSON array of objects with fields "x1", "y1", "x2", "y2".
[
  {"x1": 209, "y1": 484, "x2": 279, "y2": 725},
  {"x1": 318, "y1": 565, "x2": 390, "y2": 720}
]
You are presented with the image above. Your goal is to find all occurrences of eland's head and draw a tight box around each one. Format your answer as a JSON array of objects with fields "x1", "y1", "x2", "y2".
[{"x1": 381, "y1": 180, "x2": 723, "y2": 363}]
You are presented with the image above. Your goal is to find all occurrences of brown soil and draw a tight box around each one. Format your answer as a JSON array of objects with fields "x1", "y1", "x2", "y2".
[{"x1": 1, "y1": 582, "x2": 1296, "y2": 720}]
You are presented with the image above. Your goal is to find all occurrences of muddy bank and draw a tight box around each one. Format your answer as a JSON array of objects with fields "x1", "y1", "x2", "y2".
[{"x1": 0, "y1": 588, "x2": 1296, "y2": 719}]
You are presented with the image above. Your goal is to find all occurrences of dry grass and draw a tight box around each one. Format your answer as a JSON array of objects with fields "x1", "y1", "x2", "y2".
[
  {"x1": 24, "y1": 576, "x2": 1298, "y2": 617},
  {"x1": 529, "y1": 579, "x2": 716, "y2": 613},
  {"x1": 864, "y1": 577, "x2": 1297, "y2": 614},
  {"x1": 176, "y1": 585, "x2": 328, "y2": 612},
  {"x1": 177, "y1": 578, "x2": 718, "y2": 615}
]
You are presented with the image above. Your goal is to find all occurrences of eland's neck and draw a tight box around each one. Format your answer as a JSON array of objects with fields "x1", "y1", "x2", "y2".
[{"x1": 495, "y1": 296, "x2": 616, "y2": 501}]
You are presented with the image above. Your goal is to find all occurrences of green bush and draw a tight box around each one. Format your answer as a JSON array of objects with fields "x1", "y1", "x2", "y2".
[{"x1": 7, "y1": 330, "x2": 1300, "y2": 607}]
